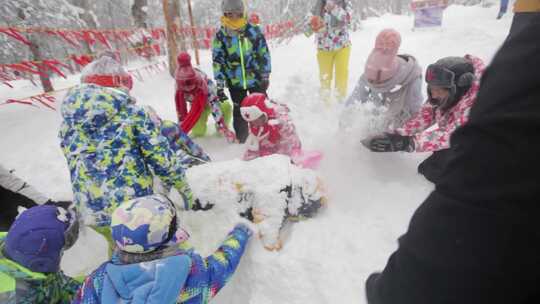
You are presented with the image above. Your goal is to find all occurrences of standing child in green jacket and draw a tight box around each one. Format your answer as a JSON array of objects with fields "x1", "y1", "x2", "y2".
[
  {"x1": 0, "y1": 205, "x2": 80, "y2": 303},
  {"x1": 212, "y1": 0, "x2": 272, "y2": 143}
]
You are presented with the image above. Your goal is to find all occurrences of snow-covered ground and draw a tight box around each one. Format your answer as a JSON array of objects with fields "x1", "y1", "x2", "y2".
[{"x1": 0, "y1": 4, "x2": 512, "y2": 304}]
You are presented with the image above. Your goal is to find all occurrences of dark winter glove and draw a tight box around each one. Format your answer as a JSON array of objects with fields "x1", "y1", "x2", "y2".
[
  {"x1": 216, "y1": 85, "x2": 229, "y2": 102},
  {"x1": 260, "y1": 75, "x2": 270, "y2": 92},
  {"x1": 363, "y1": 133, "x2": 414, "y2": 152},
  {"x1": 191, "y1": 198, "x2": 214, "y2": 211}
]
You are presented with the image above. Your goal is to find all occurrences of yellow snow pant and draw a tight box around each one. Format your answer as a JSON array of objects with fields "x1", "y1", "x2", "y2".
[
  {"x1": 317, "y1": 45, "x2": 351, "y2": 103},
  {"x1": 190, "y1": 101, "x2": 233, "y2": 137}
]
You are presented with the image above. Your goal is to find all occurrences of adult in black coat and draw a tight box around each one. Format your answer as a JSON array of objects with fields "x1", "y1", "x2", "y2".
[{"x1": 365, "y1": 14, "x2": 540, "y2": 304}]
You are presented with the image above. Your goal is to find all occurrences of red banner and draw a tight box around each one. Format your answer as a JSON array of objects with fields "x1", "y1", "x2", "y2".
[{"x1": 1, "y1": 94, "x2": 56, "y2": 110}]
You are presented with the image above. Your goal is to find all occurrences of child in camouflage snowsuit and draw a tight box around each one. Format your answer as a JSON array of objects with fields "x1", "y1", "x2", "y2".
[
  {"x1": 212, "y1": 0, "x2": 272, "y2": 143},
  {"x1": 72, "y1": 195, "x2": 252, "y2": 304},
  {"x1": 59, "y1": 53, "x2": 205, "y2": 253},
  {"x1": 0, "y1": 205, "x2": 80, "y2": 303}
]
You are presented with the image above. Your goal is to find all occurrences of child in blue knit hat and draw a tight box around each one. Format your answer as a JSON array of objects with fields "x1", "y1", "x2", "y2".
[
  {"x1": 0, "y1": 205, "x2": 81, "y2": 303},
  {"x1": 73, "y1": 194, "x2": 252, "y2": 304}
]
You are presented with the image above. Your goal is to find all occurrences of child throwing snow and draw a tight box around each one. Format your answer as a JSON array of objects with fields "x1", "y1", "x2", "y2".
[
  {"x1": 363, "y1": 55, "x2": 486, "y2": 182},
  {"x1": 175, "y1": 52, "x2": 236, "y2": 143},
  {"x1": 72, "y1": 195, "x2": 251, "y2": 304},
  {"x1": 240, "y1": 93, "x2": 302, "y2": 161},
  {"x1": 342, "y1": 29, "x2": 423, "y2": 132},
  {"x1": 0, "y1": 205, "x2": 80, "y2": 303}
]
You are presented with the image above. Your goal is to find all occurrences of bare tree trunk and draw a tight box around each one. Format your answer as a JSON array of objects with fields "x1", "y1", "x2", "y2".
[
  {"x1": 72, "y1": 0, "x2": 97, "y2": 60},
  {"x1": 163, "y1": 0, "x2": 179, "y2": 76},
  {"x1": 394, "y1": 0, "x2": 403, "y2": 14},
  {"x1": 132, "y1": 0, "x2": 149, "y2": 28},
  {"x1": 29, "y1": 41, "x2": 54, "y2": 93},
  {"x1": 186, "y1": 0, "x2": 200, "y2": 65},
  {"x1": 172, "y1": 0, "x2": 187, "y2": 52},
  {"x1": 16, "y1": 7, "x2": 54, "y2": 92}
]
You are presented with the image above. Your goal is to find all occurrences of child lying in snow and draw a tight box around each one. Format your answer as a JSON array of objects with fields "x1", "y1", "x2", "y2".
[{"x1": 184, "y1": 154, "x2": 327, "y2": 251}]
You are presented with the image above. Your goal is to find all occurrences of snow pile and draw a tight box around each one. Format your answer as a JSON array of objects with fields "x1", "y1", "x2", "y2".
[
  {"x1": 185, "y1": 154, "x2": 324, "y2": 249},
  {"x1": 0, "y1": 4, "x2": 513, "y2": 304},
  {"x1": 339, "y1": 102, "x2": 392, "y2": 138}
]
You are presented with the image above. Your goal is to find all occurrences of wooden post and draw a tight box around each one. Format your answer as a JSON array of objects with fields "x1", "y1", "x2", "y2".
[
  {"x1": 15, "y1": 7, "x2": 54, "y2": 93},
  {"x1": 163, "y1": 0, "x2": 179, "y2": 76},
  {"x1": 29, "y1": 42, "x2": 54, "y2": 93},
  {"x1": 186, "y1": 0, "x2": 200, "y2": 65}
]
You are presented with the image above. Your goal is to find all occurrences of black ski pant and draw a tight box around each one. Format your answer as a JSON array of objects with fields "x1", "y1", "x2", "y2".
[{"x1": 228, "y1": 86, "x2": 266, "y2": 143}]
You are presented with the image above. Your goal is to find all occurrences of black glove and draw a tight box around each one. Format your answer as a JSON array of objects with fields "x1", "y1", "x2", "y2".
[
  {"x1": 192, "y1": 198, "x2": 214, "y2": 211},
  {"x1": 217, "y1": 86, "x2": 229, "y2": 102},
  {"x1": 363, "y1": 133, "x2": 414, "y2": 152},
  {"x1": 260, "y1": 76, "x2": 270, "y2": 92}
]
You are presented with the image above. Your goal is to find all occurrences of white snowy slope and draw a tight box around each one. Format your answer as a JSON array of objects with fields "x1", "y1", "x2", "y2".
[{"x1": 0, "y1": 4, "x2": 512, "y2": 304}]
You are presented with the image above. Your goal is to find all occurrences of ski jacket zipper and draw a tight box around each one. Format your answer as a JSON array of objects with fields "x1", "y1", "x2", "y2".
[{"x1": 238, "y1": 37, "x2": 248, "y2": 90}]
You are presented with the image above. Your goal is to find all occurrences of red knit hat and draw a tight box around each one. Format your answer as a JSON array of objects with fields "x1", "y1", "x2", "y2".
[{"x1": 175, "y1": 52, "x2": 202, "y2": 93}]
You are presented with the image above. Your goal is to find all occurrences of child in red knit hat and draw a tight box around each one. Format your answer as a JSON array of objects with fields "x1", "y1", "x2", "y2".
[{"x1": 174, "y1": 52, "x2": 236, "y2": 143}]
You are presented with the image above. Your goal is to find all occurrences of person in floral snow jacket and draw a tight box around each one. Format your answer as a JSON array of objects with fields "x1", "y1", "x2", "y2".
[
  {"x1": 363, "y1": 55, "x2": 486, "y2": 182},
  {"x1": 305, "y1": 0, "x2": 353, "y2": 102}
]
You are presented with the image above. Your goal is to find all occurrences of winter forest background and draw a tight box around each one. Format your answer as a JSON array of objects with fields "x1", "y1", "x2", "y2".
[{"x1": 1, "y1": 0, "x2": 486, "y2": 68}]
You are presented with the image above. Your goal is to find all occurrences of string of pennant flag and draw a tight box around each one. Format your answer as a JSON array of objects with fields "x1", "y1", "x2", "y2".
[
  {"x1": 0, "y1": 41, "x2": 164, "y2": 88},
  {"x1": 1, "y1": 19, "x2": 299, "y2": 89},
  {"x1": 0, "y1": 60, "x2": 169, "y2": 110},
  {"x1": 0, "y1": 18, "x2": 301, "y2": 109}
]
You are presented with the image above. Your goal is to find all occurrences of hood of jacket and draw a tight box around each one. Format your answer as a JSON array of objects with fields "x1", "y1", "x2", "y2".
[
  {"x1": 101, "y1": 255, "x2": 191, "y2": 304},
  {"x1": 61, "y1": 84, "x2": 132, "y2": 134}
]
